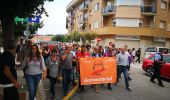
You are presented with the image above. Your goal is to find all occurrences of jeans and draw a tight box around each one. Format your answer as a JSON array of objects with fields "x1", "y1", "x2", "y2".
[
  {"x1": 49, "y1": 76, "x2": 57, "y2": 97},
  {"x1": 3, "y1": 86, "x2": 19, "y2": 100},
  {"x1": 117, "y1": 65, "x2": 129, "y2": 88},
  {"x1": 25, "y1": 74, "x2": 42, "y2": 100},
  {"x1": 62, "y1": 69, "x2": 73, "y2": 95}
]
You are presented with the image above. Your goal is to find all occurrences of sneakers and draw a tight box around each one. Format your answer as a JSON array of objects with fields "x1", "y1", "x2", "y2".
[
  {"x1": 108, "y1": 86, "x2": 113, "y2": 90},
  {"x1": 159, "y1": 84, "x2": 164, "y2": 87},
  {"x1": 150, "y1": 79, "x2": 156, "y2": 83},
  {"x1": 127, "y1": 87, "x2": 132, "y2": 91},
  {"x1": 128, "y1": 77, "x2": 132, "y2": 81}
]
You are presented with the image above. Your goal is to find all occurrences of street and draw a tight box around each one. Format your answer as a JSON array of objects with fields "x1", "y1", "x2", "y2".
[{"x1": 42, "y1": 63, "x2": 170, "y2": 100}]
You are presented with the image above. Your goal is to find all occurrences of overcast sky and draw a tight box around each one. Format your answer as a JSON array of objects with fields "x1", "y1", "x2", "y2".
[{"x1": 38, "y1": 0, "x2": 71, "y2": 35}]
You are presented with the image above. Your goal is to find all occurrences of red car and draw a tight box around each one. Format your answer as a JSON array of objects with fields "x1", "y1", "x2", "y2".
[{"x1": 142, "y1": 54, "x2": 170, "y2": 79}]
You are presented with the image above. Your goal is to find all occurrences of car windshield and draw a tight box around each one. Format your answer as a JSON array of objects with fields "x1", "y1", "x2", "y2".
[{"x1": 149, "y1": 56, "x2": 155, "y2": 60}]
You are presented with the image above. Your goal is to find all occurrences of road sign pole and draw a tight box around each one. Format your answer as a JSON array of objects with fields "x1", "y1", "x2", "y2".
[{"x1": 26, "y1": 21, "x2": 29, "y2": 39}]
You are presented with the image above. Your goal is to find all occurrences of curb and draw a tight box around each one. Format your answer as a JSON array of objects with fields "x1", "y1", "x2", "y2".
[{"x1": 63, "y1": 84, "x2": 79, "y2": 100}]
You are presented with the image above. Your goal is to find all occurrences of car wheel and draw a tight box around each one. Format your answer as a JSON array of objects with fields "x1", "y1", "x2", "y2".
[{"x1": 146, "y1": 66, "x2": 154, "y2": 77}]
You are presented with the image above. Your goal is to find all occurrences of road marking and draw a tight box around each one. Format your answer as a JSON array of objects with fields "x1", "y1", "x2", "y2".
[{"x1": 63, "y1": 80, "x2": 79, "y2": 100}]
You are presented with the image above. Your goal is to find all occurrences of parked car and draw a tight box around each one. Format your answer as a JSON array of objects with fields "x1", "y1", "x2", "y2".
[
  {"x1": 142, "y1": 54, "x2": 170, "y2": 79},
  {"x1": 144, "y1": 47, "x2": 169, "y2": 58}
]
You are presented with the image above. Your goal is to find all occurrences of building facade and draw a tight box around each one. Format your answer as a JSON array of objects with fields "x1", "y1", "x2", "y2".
[{"x1": 66, "y1": 0, "x2": 170, "y2": 58}]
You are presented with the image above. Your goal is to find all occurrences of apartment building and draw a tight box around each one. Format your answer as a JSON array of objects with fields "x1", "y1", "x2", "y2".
[{"x1": 66, "y1": 0, "x2": 170, "y2": 56}]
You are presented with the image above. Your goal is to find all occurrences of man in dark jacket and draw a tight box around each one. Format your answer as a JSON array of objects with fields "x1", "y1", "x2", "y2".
[{"x1": 150, "y1": 50, "x2": 165, "y2": 87}]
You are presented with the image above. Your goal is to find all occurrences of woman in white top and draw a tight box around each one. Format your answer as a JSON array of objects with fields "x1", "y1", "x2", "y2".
[{"x1": 23, "y1": 44, "x2": 46, "y2": 100}]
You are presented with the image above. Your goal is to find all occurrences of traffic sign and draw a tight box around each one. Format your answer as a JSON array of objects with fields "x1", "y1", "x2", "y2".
[
  {"x1": 15, "y1": 17, "x2": 28, "y2": 22},
  {"x1": 28, "y1": 16, "x2": 40, "y2": 23}
]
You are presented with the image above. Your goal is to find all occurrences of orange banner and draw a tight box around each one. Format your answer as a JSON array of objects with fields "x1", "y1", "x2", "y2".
[{"x1": 79, "y1": 57, "x2": 117, "y2": 85}]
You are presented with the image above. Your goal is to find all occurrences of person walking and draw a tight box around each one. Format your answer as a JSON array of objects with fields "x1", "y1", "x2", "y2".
[
  {"x1": 19, "y1": 39, "x2": 32, "y2": 63},
  {"x1": 136, "y1": 48, "x2": 141, "y2": 63},
  {"x1": 0, "y1": 40, "x2": 21, "y2": 100},
  {"x1": 45, "y1": 49, "x2": 59, "y2": 99},
  {"x1": 104, "y1": 46, "x2": 115, "y2": 90},
  {"x1": 132, "y1": 48, "x2": 136, "y2": 63},
  {"x1": 22, "y1": 44, "x2": 46, "y2": 100},
  {"x1": 60, "y1": 46, "x2": 74, "y2": 95},
  {"x1": 91, "y1": 47, "x2": 102, "y2": 93},
  {"x1": 76, "y1": 45, "x2": 90, "y2": 92},
  {"x1": 150, "y1": 50, "x2": 165, "y2": 87},
  {"x1": 117, "y1": 47, "x2": 131, "y2": 91},
  {"x1": 127, "y1": 49, "x2": 133, "y2": 71}
]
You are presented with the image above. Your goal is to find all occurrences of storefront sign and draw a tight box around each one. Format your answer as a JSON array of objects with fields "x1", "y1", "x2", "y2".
[
  {"x1": 154, "y1": 37, "x2": 166, "y2": 42},
  {"x1": 115, "y1": 35, "x2": 140, "y2": 40}
]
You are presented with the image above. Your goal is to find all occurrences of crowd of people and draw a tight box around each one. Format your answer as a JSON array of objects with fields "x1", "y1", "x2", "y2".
[{"x1": 0, "y1": 39, "x2": 143, "y2": 100}]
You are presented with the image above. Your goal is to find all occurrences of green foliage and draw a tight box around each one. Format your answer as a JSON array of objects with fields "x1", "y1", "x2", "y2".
[
  {"x1": 51, "y1": 34, "x2": 70, "y2": 42},
  {"x1": 0, "y1": 0, "x2": 53, "y2": 41},
  {"x1": 82, "y1": 32, "x2": 96, "y2": 43},
  {"x1": 70, "y1": 31, "x2": 81, "y2": 42},
  {"x1": 14, "y1": 21, "x2": 43, "y2": 37},
  {"x1": 0, "y1": 0, "x2": 53, "y2": 17},
  {"x1": 64, "y1": 35, "x2": 72, "y2": 42}
]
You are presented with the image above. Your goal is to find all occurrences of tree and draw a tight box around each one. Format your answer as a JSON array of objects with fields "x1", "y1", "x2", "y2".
[
  {"x1": 51, "y1": 35, "x2": 64, "y2": 42},
  {"x1": 15, "y1": 21, "x2": 43, "y2": 38},
  {"x1": 70, "y1": 31, "x2": 81, "y2": 43},
  {"x1": 64, "y1": 34, "x2": 72, "y2": 42},
  {"x1": 0, "y1": 0, "x2": 53, "y2": 42},
  {"x1": 82, "y1": 32, "x2": 96, "y2": 44}
]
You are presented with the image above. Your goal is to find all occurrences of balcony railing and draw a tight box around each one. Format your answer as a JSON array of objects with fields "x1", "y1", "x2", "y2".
[
  {"x1": 141, "y1": 5, "x2": 156, "y2": 15},
  {"x1": 102, "y1": 5, "x2": 116, "y2": 16},
  {"x1": 79, "y1": 3, "x2": 88, "y2": 11}
]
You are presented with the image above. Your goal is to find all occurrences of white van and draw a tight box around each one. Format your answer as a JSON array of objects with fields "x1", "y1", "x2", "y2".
[{"x1": 144, "y1": 47, "x2": 169, "y2": 58}]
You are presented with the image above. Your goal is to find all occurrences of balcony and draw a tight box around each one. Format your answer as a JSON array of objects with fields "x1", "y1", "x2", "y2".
[
  {"x1": 79, "y1": 4, "x2": 88, "y2": 12},
  {"x1": 102, "y1": 5, "x2": 116, "y2": 16},
  {"x1": 79, "y1": 17, "x2": 88, "y2": 24},
  {"x1": 141, "y1": 5, "x2": 156, "y2": 16}
]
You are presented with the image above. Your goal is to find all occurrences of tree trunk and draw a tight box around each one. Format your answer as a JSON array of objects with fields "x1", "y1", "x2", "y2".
[{"x1": 1, "y1": 16, "x2": 15, "y2": 42}]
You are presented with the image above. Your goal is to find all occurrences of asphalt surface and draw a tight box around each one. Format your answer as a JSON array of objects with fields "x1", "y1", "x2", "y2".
[{"x1": 42, "y1": 63, "x2": 170, "y2": 100}]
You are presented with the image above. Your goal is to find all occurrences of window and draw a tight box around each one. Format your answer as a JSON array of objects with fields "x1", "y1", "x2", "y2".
[
  {"x1": 116, "y1": 18, "x2": 139, "y2": 27},
  {"x1": 163, "y1": 56, "x2": 170, "y2": 63},
  {"x1": 117, "y1": 0, "x2": 139, "y2": 6},
  {"x1": 139, "y1": 19, "x2": 143, "y2": 27},
  {"x1": 89, "y1": 24, "x2": 91, "y2": 30},
  {"x1": 112, "y1": 19, "x2": 116, "y2": 26},
  {"x1": 159, "y1": 21, "x2": 165, "y2": 29},
  {"x1": 149, "y1": 56, "x2": 154, "y2": 60},
  {"x1": 93, "y1": 21, "x2": 99, "y2": 28},
  {"x1": 161, "y1": 1, "x2": 167, "y2": 9},
  {"x1": 95, "y1": 3, "x2": 100, "y2": 11}
]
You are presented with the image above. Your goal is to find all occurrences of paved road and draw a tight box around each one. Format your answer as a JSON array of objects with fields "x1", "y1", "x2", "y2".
[{"x1": 42, "y1": 63, "x2": 170, "y2": 100}]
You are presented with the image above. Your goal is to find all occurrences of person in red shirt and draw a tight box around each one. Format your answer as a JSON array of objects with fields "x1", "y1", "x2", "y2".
[{"x1": 76, "y1": 45, "x2": 90, "y2": 92}]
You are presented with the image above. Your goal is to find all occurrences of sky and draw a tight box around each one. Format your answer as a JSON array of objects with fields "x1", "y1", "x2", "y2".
[{"x1": 38, "y1": 0, "x2": 71, "y2": 35}]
